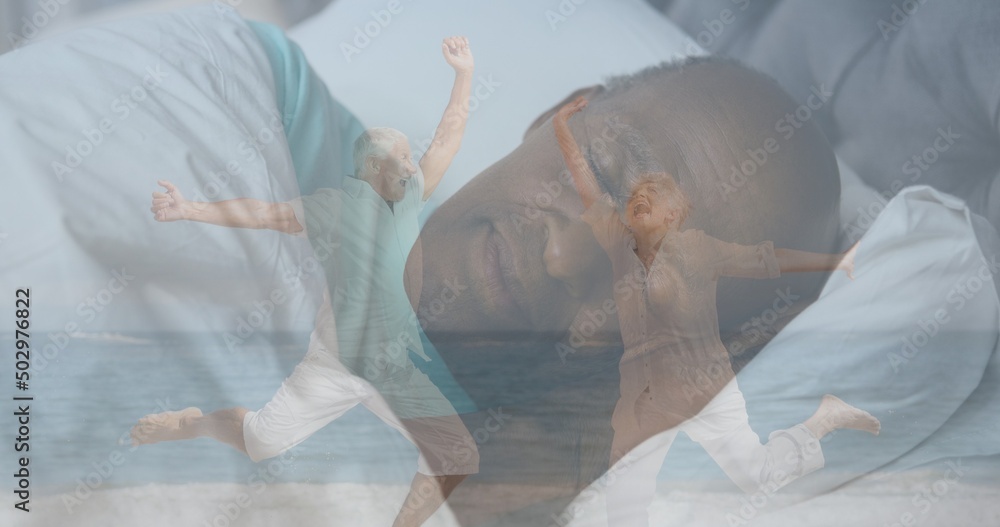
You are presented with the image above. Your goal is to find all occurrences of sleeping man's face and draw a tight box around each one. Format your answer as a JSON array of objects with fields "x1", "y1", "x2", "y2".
[{"x1": 407, "y1": 59, "x2": 843, "y2": 358}]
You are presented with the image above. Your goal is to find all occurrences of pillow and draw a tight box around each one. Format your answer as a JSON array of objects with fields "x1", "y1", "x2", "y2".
[
  {"x1": 0, "y1": 5, "x2": 319, "y2": 333},
  {"x1": 663, "y1": 0, "x2": 1000, "y2": 231},
  {"x1": 734, "y1": 186, "x2": 1000, "y2": 492}
]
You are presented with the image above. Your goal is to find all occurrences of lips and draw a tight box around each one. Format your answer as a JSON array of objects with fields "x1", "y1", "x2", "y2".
[{"x1": 633, "y1": 201, "x2": 651, "y2": 217}]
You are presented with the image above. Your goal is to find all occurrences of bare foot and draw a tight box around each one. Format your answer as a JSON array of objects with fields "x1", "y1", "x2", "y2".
[
  {"x1": 808, "y1": 395, "x2": 881, "y2": 438},
  {"x1": 130, "y1": 407, "x2": 203, "y2": 446}
]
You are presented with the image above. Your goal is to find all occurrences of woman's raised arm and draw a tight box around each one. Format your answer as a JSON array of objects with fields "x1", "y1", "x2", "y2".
[{"x1": 554, "y1": 96, "x2": 603, "y2": 210}]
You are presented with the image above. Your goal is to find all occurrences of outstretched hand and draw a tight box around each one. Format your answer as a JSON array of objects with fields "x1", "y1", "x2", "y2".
[
  {"x1": 442, "y1": 36, "x2": 473, "y2": 74},
  {"x1": 150, "y1": 180, "x2": 191, "y2": 222},
  {"x1": 839, "y1": 241, "x2": 859, "y2": 280},
  {"x1": 556, "y1": 95, "x2": 588, "y2": 122}
]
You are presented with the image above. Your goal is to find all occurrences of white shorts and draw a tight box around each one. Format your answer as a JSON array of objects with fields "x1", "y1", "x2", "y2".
[{"x1": 242, "y1": 330, "x2": 479, "y2": 476}]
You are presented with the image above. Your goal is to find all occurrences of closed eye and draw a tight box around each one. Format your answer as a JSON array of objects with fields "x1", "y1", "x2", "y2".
[
  {"x1": 585, "y1": 150, "x2": 615, "y2": 196},
  {"x1": 585, "y1": 150, "x2": 629, "y2": 207}
]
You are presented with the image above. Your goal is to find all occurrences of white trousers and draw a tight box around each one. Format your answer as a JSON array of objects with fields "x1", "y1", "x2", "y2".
[
  {"x1": 241, "y1": 328, "x2": 479, "y2": 476},
  {"x1": 590, "y1": 379, "x2": 824, "y2": 527}
]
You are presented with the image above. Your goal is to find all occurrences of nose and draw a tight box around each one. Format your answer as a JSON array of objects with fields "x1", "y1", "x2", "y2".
[{"x1": 543, "y1": 218, "x2": 602, "y2": 299}]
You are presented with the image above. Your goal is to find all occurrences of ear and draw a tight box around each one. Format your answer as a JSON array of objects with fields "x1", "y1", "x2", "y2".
[
  {"x1": 366, "y1": 154, "x2": 382, "y2": 174},
  {"x1": 666, "y1": 208, "x2": 680, "y2": 227},
  {"x1": 661, "y1": 207, "x2": 672, "y2": 222},
  {"x1": 523, "y1": 84, "x2": 606, "y2": 141}
]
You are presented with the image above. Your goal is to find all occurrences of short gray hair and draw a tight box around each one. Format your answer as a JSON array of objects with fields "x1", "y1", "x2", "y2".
[{"x1": 353, "y1": 127, "x2": 407, "y2": 179}]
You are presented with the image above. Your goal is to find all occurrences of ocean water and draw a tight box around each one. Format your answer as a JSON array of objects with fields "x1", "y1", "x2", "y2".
[
  {"x1": 13, "y1": 332, "x2": 627, "y2": 492},
  {"x1": 19, "y1": 333, "x2": 427, "y2": 493},
  {"x1": 4, "y1": 332, "x2": 1000, "y2": 526}
]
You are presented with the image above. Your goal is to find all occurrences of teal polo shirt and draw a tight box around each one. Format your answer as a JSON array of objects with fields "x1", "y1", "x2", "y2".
[{"x1": 290, "y1": 171, "x2": 429, "y2": 384}]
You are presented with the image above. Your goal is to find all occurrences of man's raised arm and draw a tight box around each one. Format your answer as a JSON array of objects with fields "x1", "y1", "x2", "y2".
[
  {"x1": 150, "y1": 180, "x2": 303, "y2": 234},
  {"x1": 419, "y1": 36, "x2": 474, "y2": 200}
]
